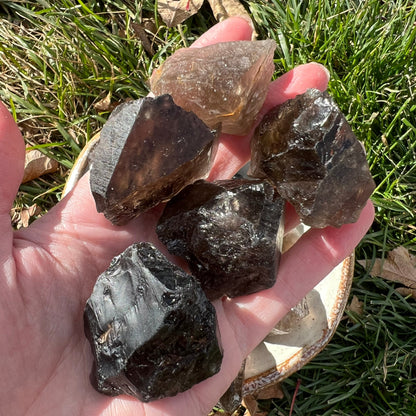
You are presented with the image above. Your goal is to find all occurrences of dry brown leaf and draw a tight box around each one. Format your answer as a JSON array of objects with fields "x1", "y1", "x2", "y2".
[
  {"x1": 242, "y1": 395, "x2": 259, "y2": 416},
  {"x1": 358, "y1": 246, "x2": 416, "y2": 288},
  {"x1": 131, "y1": 22, "x2": 155, "y2": 56},
  {"x1": 347, "y1": 295, "x2": 364, "y2": 316},
  {"x1": 256, "y1": 383, "x2": 284, "y2": 400},
  {"x1": 242, "y1": 383, "x2": 283, "y2": 416},
  {"x1": 12, "y1": 204, "x2": 41, "y2": 229},
  {"x1": 158, "y1": 0, "x2": 204, "y2": 27},
  {"x1": 395, "y1": 287, "x2": 416, "y2": 300},
  {"x1": 207, "y1": 0, "x2": 254, "y2": 35},
  {"x1": 381, "y1": 133, "x2": 389, "y2": 148},
  {"x1": 142, "y1": 18, "x2": 157, "y2": 34},
  {"x1": 94, "y1": 92, "x2": 119, "y2": 112},
  {"x1": 20, "y1": 204, "x2": 41, "y2": 228},
  {"x1": 22, "y1": 149, "x2": 59, "y2": 183}
]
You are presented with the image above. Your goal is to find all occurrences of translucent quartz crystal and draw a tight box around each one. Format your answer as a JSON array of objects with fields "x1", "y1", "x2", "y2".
[
  {"x1": 250, "y1": 89, "x2": 375, "y2": 228},
  {"x1": 150, "y1": 40, "x2": 276, "y2": 136},
  {"x1": 84, "y1": 242, "x2": 222, "y2": 402},
  {"x1": 89, "y1": 95, "x2": 219, "y2": 225},
  {"x1": 156, "y1": 178, "x2": 285, "y2": 300}
]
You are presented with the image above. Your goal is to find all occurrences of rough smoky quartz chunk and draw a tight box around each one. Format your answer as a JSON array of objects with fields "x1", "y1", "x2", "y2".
[
  {"x1": 89, "y1": 94, "x2": 219, "y2": 225},
  {"x1": 249, "y1": 88, "x2": 375, "y2": 228},
  {"x1": 84, "y1": 242, "x2": 223, "y2": 402},
  {"x1": 150, "y1": 40, "x2": 276, "y2": 136},
  {"x1": 156, "y1": 179, "x2": 285, "y2": 300}
]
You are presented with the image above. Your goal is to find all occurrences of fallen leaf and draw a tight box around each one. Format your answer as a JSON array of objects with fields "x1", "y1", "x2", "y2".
[
  {"x1": 158, "y1": 0, "x2": 204, "y2": 27},
  {"x1": 207, "y1": 0, "x2": 255, "y2": 36},
  {"x1": 358, "y1": 246, "x2": 416, "y2": 289},
  {"x1": 242, "y1": 383, "x2": 283, "y2": 416},
  {"x1": 347, "y1": 295, "x2": 364, "y2": 316},
  {"x1": 242, "y1": 395, "x2": 259, "y2": 416},
  {"x1": 381, "y1": 133, "x2": 389, "y2": 147},
  {"x1": 256, "y1": 383, "x2": 284, "y2": 400},
  {"x1": 395, "y1": 287, "x2": 416, "y2": 300},
  {"x1": 12, "y1": 204, "x2": 41, "y2": 229},
  {"x1": 22, "y1": 149, "x2": 59, "y2": 183},
  {"x1": 20, "y1": 204, "x2": 41, "y2": 228},
  {"x1": 142, "y1": 18, "x2": 157, "y2": 34},
  {"x1": 94, "y1": 92, "x2": 117, "y2": 112},
  {"x1": 131, "y1": 22, "x2": 155, "y2": 56}
]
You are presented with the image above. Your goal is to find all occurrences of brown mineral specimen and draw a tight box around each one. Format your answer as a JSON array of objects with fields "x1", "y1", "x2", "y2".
[
  {"x1": 156, "y1": 178, "x2": 285, "y2": 300},
  {"x1": 249, "y1": 88, "x2": 375, "y2": 228},
  {"x1": 84, "y1": 242, "x2": 223, "y2": 402},
  {"x1": 150, "y1": 40, "x2": 276, "y2": 136},
  {"x1": 89, "y1": 94, "x2": 219, "y2": 225}
]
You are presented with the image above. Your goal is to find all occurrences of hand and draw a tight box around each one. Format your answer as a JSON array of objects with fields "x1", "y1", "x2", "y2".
[{"x1": 0, "y1": 17, "x2": 374, "y2": 416}]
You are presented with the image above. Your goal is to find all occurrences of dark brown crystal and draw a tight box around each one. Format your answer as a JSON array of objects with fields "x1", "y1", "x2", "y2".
[
  {"x1": 84, "y1": 242, "x2": 223, "y2": 402},
  {"x1": 150, "y1": 40, "x2": 276, "y2": 136},
  {"x1": 249, "y1": 88, "x2": 375, "y2": 228},
  {"x1": 89, "y1": 95, "x2": 219, "y2": 225},
  {"x1": 156, "y1": 179, "x2": 285, "y2": 300}
]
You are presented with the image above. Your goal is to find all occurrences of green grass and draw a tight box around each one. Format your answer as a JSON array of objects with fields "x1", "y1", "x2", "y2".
[
  {"x1": 1, "y1": 0, "x2": 213, "y2": 219},
  {"x1": 265, "y1": 274, "x2": 416, "y2": 415},
  {"x1": 1, "y1": 0, "x2": 416, "y2": 414},
  {"x1": 249, "y1": 0, "x2": 416, "y2": 252}
]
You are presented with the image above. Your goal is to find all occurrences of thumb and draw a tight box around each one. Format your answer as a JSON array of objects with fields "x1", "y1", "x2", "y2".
[{"x1": 0, "y1": 101, "x2": 25, "y2": 234}]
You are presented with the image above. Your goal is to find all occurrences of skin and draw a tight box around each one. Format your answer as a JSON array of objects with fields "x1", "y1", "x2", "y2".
[{"x1": 0, "y1": 17, "x2": 374, "y2": 416}]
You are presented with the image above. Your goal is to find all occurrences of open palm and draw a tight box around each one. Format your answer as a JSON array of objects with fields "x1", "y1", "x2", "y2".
[{"x1": 0, "y1": 18, "x2": 374, "y2": 416}]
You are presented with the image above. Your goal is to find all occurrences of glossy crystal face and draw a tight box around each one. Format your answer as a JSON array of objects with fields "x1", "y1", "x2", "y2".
[
  {"x1": 157, "y1": 178, "x2": 285, "y2": 300},
  {"x1": 89, "y1": 94, "x2": 219, "y2": 225},
  {"x1": 250, "y1": 88, "x2": 375, "y2": 228},
  {"x1": 84, "y1": 242, "x2": 222, "y2": 402},
  {"x1": 150, "y1": 40, "x2": 276, "y2": 135}
]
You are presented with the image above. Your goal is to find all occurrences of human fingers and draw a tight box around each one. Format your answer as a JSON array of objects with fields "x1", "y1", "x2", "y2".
[
  {"x1": 261, "y1": 62, "x2": 330, "y2": 115},
  {"x1": 0, "y1": 101, "x2": 25, "y2": 253},
  {"x1": 190, "y1": 16, "x2": 253, "y2": 48}
]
